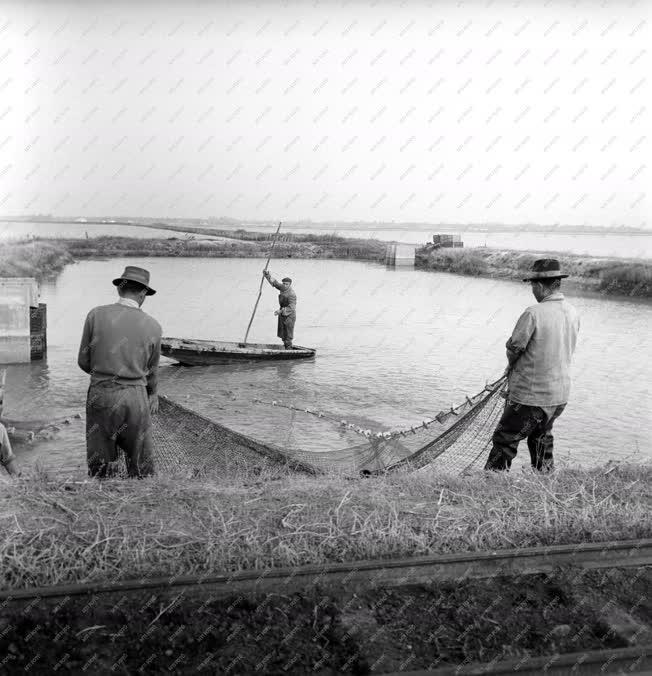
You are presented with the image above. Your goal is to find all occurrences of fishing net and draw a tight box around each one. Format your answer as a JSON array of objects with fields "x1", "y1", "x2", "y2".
[
  {"x1": 144, "y1": 376, "x2": 508, "y2": 477},
  {"x1": 110, "y1": 396, "x2": 316, "y2": 478}
]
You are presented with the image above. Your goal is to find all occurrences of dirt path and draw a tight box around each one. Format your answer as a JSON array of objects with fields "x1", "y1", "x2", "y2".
[{"x1": 1, "y1": 568, "x2": 649, "y2": 674}]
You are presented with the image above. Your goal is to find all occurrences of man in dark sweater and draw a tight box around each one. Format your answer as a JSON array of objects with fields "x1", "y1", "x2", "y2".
[{"x1": 78, "y1": 266, "x2": 162, "y2": 478}]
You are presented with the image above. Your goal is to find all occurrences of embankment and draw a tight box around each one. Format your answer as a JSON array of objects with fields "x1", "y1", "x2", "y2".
[
  {"x1": 2, "y1": 462, "x2": 649, "y2": 591},
  {"x1": 0, "y1": 234, "x2": 387, "y2": 281},
  {"x1": 416, "y1": 246, "x2": 652, "y2": 298},
  {"x1": 3, "y1": 236, "x2": 652, "y2": 298},
  {"x1": 2, "y1": 460, "x2": 651, "y2": 670}
]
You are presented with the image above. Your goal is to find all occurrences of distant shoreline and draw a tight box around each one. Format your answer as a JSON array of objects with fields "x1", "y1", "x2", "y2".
[
  {"x1": 1, "y1": 216, "x2": 651, "y2": 237},
  {"x1": 2, "y1": 234, "x2": 652, "y2": 299}
]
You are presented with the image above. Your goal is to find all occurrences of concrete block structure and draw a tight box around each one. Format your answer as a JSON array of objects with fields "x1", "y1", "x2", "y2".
[
  {"x1": 385, "y1": 243, "x2": 416, "y2": 267},
  {"x1": 0, "y1": 278, "x2": 40, "y2": 364}
]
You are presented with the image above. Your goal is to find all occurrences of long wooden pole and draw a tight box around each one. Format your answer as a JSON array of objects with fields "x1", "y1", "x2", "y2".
[
  {"x1": 0, "y1": 369, "x2": 5, "y2": 418},
  {"x1": 241, "y1": 221, "x2": 282, "y2": 345}
]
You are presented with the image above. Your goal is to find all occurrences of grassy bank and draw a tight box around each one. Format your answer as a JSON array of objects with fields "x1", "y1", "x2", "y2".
[
  {"x1": 416, "y1": 246, "x2": 652, "y2": 297},
  {"x1": 0, "y1": 233, "x2": 387, "y2": 281},
  {"x1": 2, "y1": 461, "x2": 650, "y2": 591},
  {"x1": 3, "y1": 237, "x2": 651, "y2": 299},
  {"x1": 0, "y1": 240, "x2": 74, "y2": 280},
  {"x1": 2, "y1": 462, "x2": 650, "y2": 673}
]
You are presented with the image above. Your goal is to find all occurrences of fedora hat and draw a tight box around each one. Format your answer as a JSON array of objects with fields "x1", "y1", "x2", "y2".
[
  {"x1": 522, "y1": 258, "x2": 568, "y2": 282},
  {"x1": 112, "y1": 266, "x2": 156, "y2": 295}
]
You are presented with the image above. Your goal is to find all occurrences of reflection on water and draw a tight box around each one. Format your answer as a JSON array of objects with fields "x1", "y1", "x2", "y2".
[{"x1": 4, "y1": 256, "x2": 652, "y2": 473}]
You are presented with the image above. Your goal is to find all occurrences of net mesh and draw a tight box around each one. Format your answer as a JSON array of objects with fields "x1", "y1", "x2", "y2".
[{"x1": 141, "y1": 376, "x2": 508, "y2": 477}]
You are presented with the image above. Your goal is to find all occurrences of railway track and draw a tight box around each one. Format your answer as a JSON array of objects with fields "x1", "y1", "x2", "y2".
[
  {"x1": 396, "y1": 644, "x2": 652, "y2": 675},
  {"x1": 2, "y1": 539, "x2": 650, "y2": 674},
  {"x1": 1, "y1": 537, "x2": 650, "y2": 602}
]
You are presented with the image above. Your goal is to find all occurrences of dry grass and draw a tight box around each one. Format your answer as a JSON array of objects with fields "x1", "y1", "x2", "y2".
[
  {"x1": 416, "y1": 247, "x2": 652, "y2": 297},
  {"x1": 0, "y1": 240, "x2": 73, "y2": 280},
  {"x1": 1, "y1": 460, "x2": 650, "y2": 592}
]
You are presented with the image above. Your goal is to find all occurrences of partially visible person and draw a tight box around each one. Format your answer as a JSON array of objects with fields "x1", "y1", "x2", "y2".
[
  {"x1": 485, "y1": 259, "x2": 580, "y2": 472},
  {"x1": 0, "y1": 423, "x2": 21, "y2": 477},
  {"x1": 0, "y1": 369, "x2": 20, "y2": 476},
  {"x1": 78, "y1": 266, "x2": 162, "y2": 478},
  {"x1": 263, "y1": 270, "x2": 297, "y2": 349}
]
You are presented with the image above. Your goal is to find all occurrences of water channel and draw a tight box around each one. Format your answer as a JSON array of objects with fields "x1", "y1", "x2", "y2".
[{"x1": 4, "y1": 256, "x2": 651, "y2": 474}]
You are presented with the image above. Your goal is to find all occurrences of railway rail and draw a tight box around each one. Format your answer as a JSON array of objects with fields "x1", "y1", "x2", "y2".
[
  {"x1": 1, "y1": 538, "x2": 650, "y2": 675},
  {"x1": 1, "y1": 538, "x2": 650, "y2": 602},
  {"x1": 396, "y1": 644, "x2": 652, "y2": 675}
]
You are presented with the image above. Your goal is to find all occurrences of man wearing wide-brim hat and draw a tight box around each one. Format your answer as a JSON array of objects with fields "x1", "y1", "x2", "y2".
[
  {"x1": 485, "y1": 258, "x2": 580, "y2": 472},
  {"x1": 77, "y1": 266, "x2": 162, "y2": 478}
]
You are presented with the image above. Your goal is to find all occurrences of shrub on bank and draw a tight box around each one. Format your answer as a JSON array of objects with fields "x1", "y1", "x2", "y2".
[
  {"x1": 0, "y1": 240, "x2": 73, "y2": 280},
  {"x1": 417, "y1": 248, "x2": 490, "y2": 275},
  {"x1": 416, "y1": 246, "x2": 652, "y2": 297}
]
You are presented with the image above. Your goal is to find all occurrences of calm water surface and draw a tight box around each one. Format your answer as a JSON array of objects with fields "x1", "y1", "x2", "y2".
[{"x1": 4, "y1": 257, "x2": 652, "y2": 474}]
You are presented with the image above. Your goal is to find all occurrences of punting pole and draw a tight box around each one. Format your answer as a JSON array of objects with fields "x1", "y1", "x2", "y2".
[{"x1": 240, "y1": 221, "x2": 282, "y2": 346}]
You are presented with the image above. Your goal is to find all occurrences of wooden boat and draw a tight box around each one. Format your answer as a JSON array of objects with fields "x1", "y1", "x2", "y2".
[{"x1": 161, "y1": 337, "x2": 316, "y2": 365}]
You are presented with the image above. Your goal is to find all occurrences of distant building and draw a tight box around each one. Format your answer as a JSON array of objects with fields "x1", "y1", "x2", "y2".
[{"x1": 429, "y1": 234, "x2": 464, "y2": 249}]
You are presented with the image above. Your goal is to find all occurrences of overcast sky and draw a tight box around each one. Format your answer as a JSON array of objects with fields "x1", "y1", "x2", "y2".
[{"x1": 0, "y1": 0, "x2": 650, "y2": 227}]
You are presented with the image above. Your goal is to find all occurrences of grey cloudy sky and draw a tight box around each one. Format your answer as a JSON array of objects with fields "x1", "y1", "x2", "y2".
[{"x1": 0, "y1": 0, "x2": 649, "y2": 227}]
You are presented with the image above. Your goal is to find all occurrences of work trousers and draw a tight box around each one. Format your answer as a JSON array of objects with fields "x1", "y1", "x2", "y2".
[
  {"x1": 0, "y1": 423, "x2": 15, "y2": 467},
  {"x1": 484, "y1": 400, "x2": 566, "y2": 472},
  {"x1": 277, "y1": 314, "x2": 295, "y2": 348},
  {"x1": 86, "y1": 382, "x2": 154, "y2": 478}
]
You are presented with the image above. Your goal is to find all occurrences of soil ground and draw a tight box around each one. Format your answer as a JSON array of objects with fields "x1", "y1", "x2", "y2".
[{"x1": 1, "y1": 567, "x2": 649, "y2": 675}]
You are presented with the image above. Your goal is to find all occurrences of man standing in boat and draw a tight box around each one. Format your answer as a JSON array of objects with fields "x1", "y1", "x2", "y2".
[
  {"x1": 485, "y1": 259, "x2": 580, "y2": 473},
  {"x1": 263, "y1": 270, "x2": 297, "y2": 349},
  {"x1": 77, "y1": 266, "x2": 162, "y2": 478}
]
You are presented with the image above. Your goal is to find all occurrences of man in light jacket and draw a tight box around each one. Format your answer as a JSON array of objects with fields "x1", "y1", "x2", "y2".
[
  {"x1": 485, "y1": 259, "x2": 580, "y2": 472},
  {"x1": 78, "y1": 266, "x2": 162, "y2": 478}
]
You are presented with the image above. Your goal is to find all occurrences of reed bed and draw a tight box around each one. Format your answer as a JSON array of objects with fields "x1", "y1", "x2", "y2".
[
  {"x1": 416, "y1": 246, "x2": 652, "y2": 297},
  {"x1": 0, "y1": 240, "x2": 73, "y2": 280},
  {"x1": 1, "y1": 460, "x2": 650, "y2": 592}
]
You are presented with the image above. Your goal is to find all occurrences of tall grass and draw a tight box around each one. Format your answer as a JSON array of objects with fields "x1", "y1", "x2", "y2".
[
  {"x1": 416, "y1": 247, "x2": 652, "y2": 297},
  {"x1": 1, "y1": 460, "x2": 649, "y2": 591},
  {"x1": 0, "y1": 240, "x2": 73, "y2": 280},
  {"x1": 416, "y1": 249, "x2": 489, "y2": 275}
]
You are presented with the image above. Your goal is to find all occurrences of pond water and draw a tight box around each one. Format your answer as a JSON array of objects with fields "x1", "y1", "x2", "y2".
[{"x1": 4, "y1": 256, "x2": 651, "y2": 474}]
